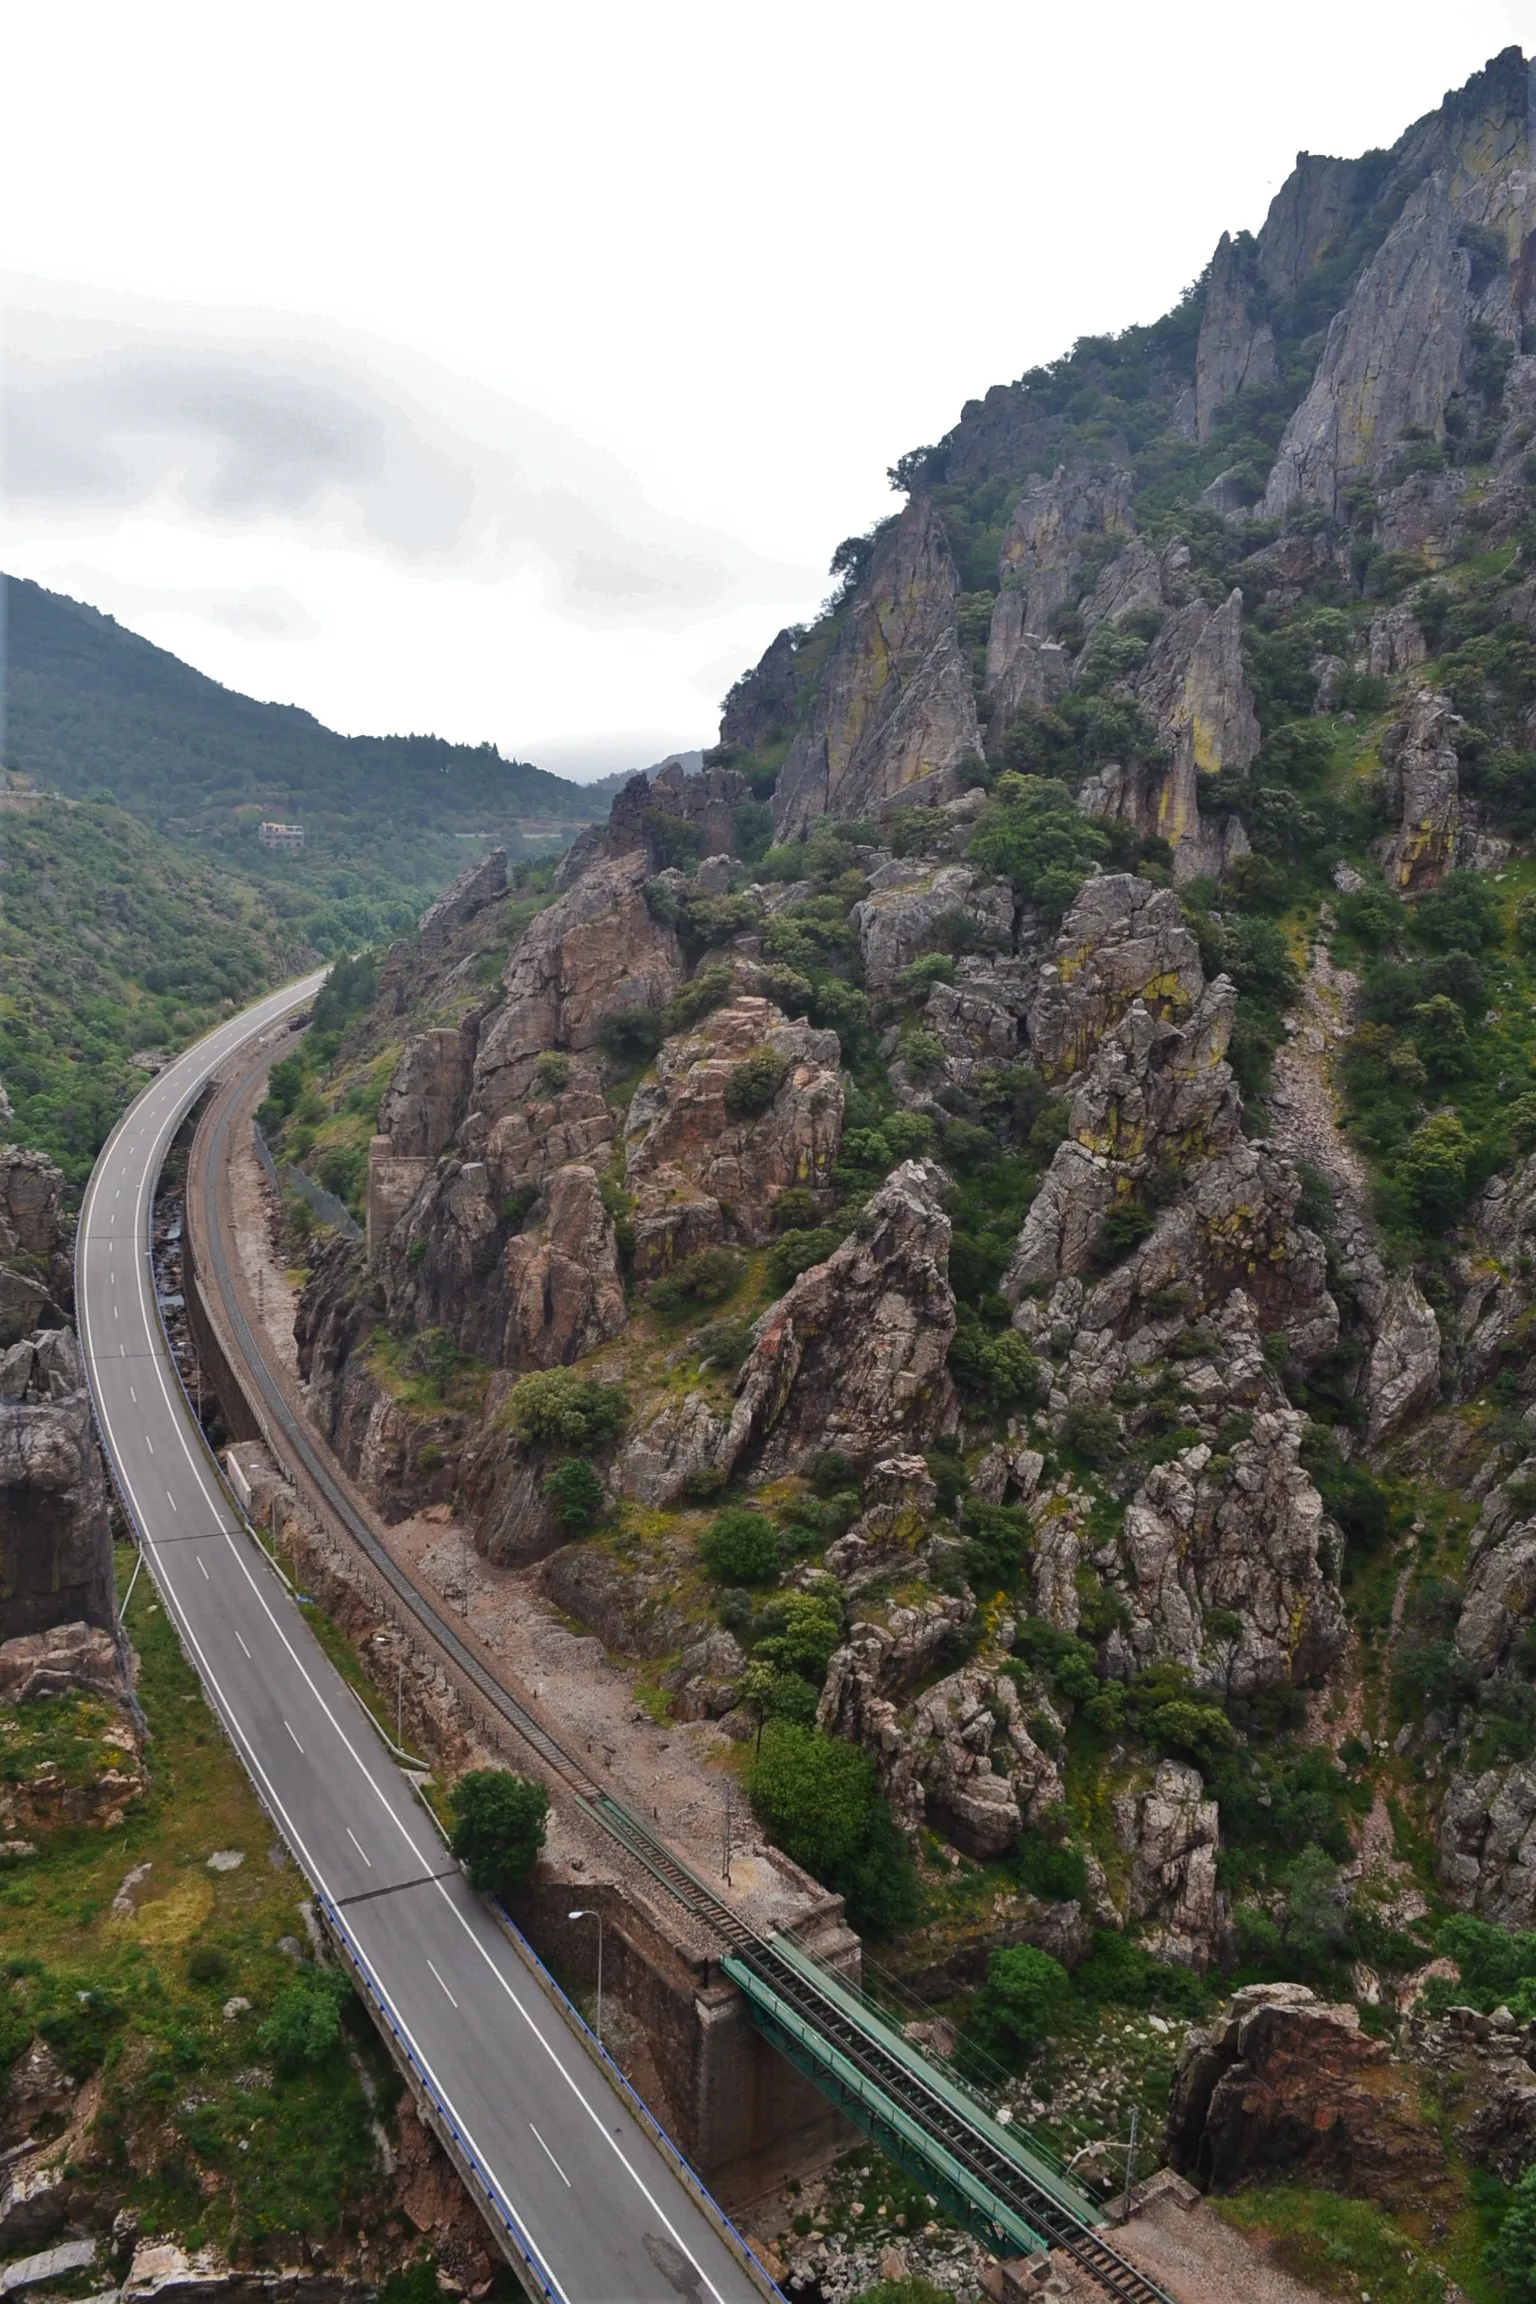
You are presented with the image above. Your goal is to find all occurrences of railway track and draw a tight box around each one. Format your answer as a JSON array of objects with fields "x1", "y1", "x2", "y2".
[{"x1": 192, "y1": 1033, "x2": 1179, "y2": 2304}]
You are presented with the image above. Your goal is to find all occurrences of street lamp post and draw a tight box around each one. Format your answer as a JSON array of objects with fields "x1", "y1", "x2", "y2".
[{"x1": 568, "y1": 1907, "x2": 603, "y2": 2048}]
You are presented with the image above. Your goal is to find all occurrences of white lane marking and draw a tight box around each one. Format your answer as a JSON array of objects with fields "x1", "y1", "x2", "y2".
[
  {"x1": 529, "y1": 2123, "x2": 571, "y2": 2187},
  {"x1": 114, "y1": 1303, "x2": 119, "y2": 1320},
  {"x1": 346, "y1": 1827, "x2": 372, "y2": 1869},
  {"x1": 235, "y1": 1631, "x2": 252, "y2": 1659},
  {"x1": 145, "y1": 1437, "x2": 154, "y2": 1455},
  {"x1": 197, "y1": 1557, "x2": 210, "y2": 1581},
  {"x1": 283, "y1": 1719, "x2": 303, "y2": 1752},
  {"x1": 129, "y1": 1387, "x2": 137, "y2": 1404},
  {"x1": 166, "y1": 1491, "x2": 178, "y2": 1513},
  {"x1": 427, "y1": 1959, "x2": 459, "y2": 2009}
]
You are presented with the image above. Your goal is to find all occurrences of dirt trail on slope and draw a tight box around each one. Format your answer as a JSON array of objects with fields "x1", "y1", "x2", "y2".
[{"x1": 1265, "y1": 926, "x2": 1367, "y2": 1201}]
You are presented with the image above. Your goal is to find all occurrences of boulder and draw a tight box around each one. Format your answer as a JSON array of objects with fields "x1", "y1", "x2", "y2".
[
  {"x1": 1115, "y1": 1412, "x2": 1347, "y2": 1696},
  {"x1": 1119, "y1": 591, "x2": 1261, "y2": 880},
  {"x1": 562, "y1": 759, "x2": 750, "y2": 886},
  {"x1": 773, "y1": 498, "x2": 982, "y2": 835},
  {"x1": 852, "y1": 859, "x2": 1015, "y2": 991},
  {"x1": 1407, "y1": 2003, "x2": 1536, "y2": 2182},
  {"x1": 0, "y1": 1620, "x2": 123, "y2": 1704},
  {"x1": 389, "y1": 1160, "x2": 625, "y2": 1371},
  {"x1": 0, "y1": 1146, "x2": 70, "y2": 1347},
  {"x1": 1025, "y1": 876, "x2": 1205, "y2": 1086},
  {"x1": 1168, "y1": 1983, "x2": 1453, "y2": 2206},
  {"x1": 1373, "y1": 687, "x2": 1471, "y2": 891},
  {"x1": 1264, "y1": 174, "x2": 1493, "y2": 518},
  {"x1": 1439, "y1": 1762, "x2": 1536, "y2": 1926},
  {"x1": 720, "y1": 627, "x2": 800, "y2": 754},
  {"x1": 1367, "y1": 604, "x2": 1428, "y2": 678}
]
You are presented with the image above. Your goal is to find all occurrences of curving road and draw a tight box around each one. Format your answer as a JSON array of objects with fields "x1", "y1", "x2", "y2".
[{"x1": 77, "y1": 977, "x2": 771, "y2": 2304}]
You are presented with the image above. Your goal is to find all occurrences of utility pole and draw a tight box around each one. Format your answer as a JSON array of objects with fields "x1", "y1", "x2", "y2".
[
  {"x1": 397, "y1": 1658, "x2": 404, "y2": 1748},
  {"x1": 722, "y1": 1781, "x2": 734, "y2": 1885},
  {"x1": 1121, "y1": 2104, "x2": 1140, "y2": 2224},
  {"x1": 568, "y1": 1909, "x2": 603, "y2": 2047}
]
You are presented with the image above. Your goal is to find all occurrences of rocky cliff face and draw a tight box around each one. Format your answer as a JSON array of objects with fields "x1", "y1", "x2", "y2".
[
  {"x1": 773, "y1": 499, "x2": 982, "y2": 835},
  {"x1": 0, "y1": 1325, "x2": 114, "y2": 1651},
  {"x1": 0, "y1": 1143, "x2": 115, "y2": 1660},
  {"x1": 0, "y1": 1147, "x2": 71, "y2": 1348},
  {"x1": 272, "y1": 68, "x2": 1536, "y2": 2262}
]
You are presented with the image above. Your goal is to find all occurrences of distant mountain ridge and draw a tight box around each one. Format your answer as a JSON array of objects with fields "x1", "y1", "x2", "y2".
[{"x1": 0, "y1": 574, "x2": 600, "y2": 857}]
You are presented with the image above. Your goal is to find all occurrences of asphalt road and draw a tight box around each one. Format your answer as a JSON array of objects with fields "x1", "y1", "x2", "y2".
[{"x1": 76, "y1": 977, "x2": 768, "y2": 2304}]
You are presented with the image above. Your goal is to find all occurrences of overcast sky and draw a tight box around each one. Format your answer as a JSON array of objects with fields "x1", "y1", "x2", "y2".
[{"x1": 2, "y1": 1, "x2": 1531, "y2": 782}]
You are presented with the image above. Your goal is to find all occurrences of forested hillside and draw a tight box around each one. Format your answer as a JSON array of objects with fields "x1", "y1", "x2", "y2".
[
  {"x1": 0, "y1": 795, "x2": 310, "y2": 1178},
  {"x1": 1, "y1": 574, "x2": 601, "y2": 953}
]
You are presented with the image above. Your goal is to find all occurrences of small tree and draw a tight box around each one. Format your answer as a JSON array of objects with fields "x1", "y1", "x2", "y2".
[
  {"x1": 258, "y1": 1970, "x2": 351, "y2": 2069},
  {"x1": 698, "y1": 1508, "x2": 778, "y2": 1586},
  {"x1": 541, "y1": 1457, "x2": 606, "y2": 1534},
  {"x1": 964, "y1": 1944, "x2": 1072, "y2": 2066},
  {"x1": 451, "y1": 1769, "x2": 549, "y2": 1898},
  {"x1": 724, "y1": 1049, "x2": 789, "y2": 1119}
]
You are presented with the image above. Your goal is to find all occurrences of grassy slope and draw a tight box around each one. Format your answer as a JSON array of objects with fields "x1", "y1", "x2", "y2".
[{"x1": 0, "y1": 1547, "x2": 396, "y2": 2253}]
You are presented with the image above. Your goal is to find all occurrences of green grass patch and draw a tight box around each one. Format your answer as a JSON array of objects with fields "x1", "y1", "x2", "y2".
[{"x1": 0, "y1": 1546, "x2": 397, "y2": 2251}]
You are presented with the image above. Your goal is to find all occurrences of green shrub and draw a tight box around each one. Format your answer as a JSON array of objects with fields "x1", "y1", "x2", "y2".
[
  {"x1": 1072, "y1": 1928, "x2": 1208, "y2": 2013},
  {"x1": 772, "y1": 1187, "x2": 819, "y2": 1230},
  {"x1": 694, "y1": 1315, "x2": 756, "y2": 1372},
  {"x1": 699, "y1": 1508, "x2": 779, "y2": 1586},
  {"x1": 967, "y1": 776, "x2": 1110, "y2": 916},
  {"x1": 450, "y1": 1768, "x2": 549, "y2": 1897},
  {"x1": 1488, "y1": 2163, "x2": 1536, "y2": 2297},
  {"x1": 647, "y1": 1246, "x2": 746, "y2": 1312},
  {"x1": 748, "y1": 1722, "x2": 918, "y2": 1934},
  {"x1": 661, "y1": 966, "x2": 734, "y2": 1033},
  {"x1": 541, "y1": 1457, "x2": 607, "y2": 1533},
  {"x1": 1397, "y1": 1109, "x2": 1474, "y2": 1226},
  {"x1": 532, "y1": 1050, "x2": 571, "y2": 1096},
  {"x1": 1061, "y1": 1401, "x2": 1122, "y2": 1469},
  {"x1": 765, "y1": 1227, "x2": 845, "y2": 1294},
  {"x1": 962, "y1": 1945, "x2": 1071, "y2": 2066},
  {"x1": 948, "y1": 1326, "x2": 1041, "y2": 1412},
  {"x1": 596, "y1": 1007, "x2": 663, "y2": 1063},
  {"x1": 258, "y1": 1971, "x2": 351, "y2": 2071},
  {"x1": 753, "y1": 1590, "x2": 844, "y2": 1682},
  {"x1": 506, "y1": 1369, "x2": 629, "y2": 1448},
  {"x1": 897, "y1": 952, "x2": 956, "y2": 993},
  {"x1": 961, "y1": 1498, "x2": 1031, "y2": 1593},
  {"x1": 1014, "y1": 1833, "x2": 1087, "y2": 1904},
  {"x1": 724, "y1": 1049, "x2": 789, "y2": 1118},
  {"x1": 1086, "y1": 1199, "x2": 1155, "y2": 1272}
]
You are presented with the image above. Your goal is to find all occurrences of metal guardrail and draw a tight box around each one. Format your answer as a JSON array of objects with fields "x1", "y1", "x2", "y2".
[
  {"x1": 486, "y1": 1900, "x2": 786, "y2": 2304},
  {"x1": 319, "y1": 1890, "x2": 566, "y2": 2304}
]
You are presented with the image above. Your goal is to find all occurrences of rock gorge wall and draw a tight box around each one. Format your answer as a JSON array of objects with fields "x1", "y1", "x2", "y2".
[{"x1": 0, "y1": 1146, "x2": 116, "y2": 1657}]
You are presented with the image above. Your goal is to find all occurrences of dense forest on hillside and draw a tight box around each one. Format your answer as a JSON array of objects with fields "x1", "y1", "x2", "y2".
[
  {"x1": 1, "y1": 575, "x2": 601, "y2": 952},
  {"x1": 0, "y1": 796, "x2": 309, "y2": 1177}
]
